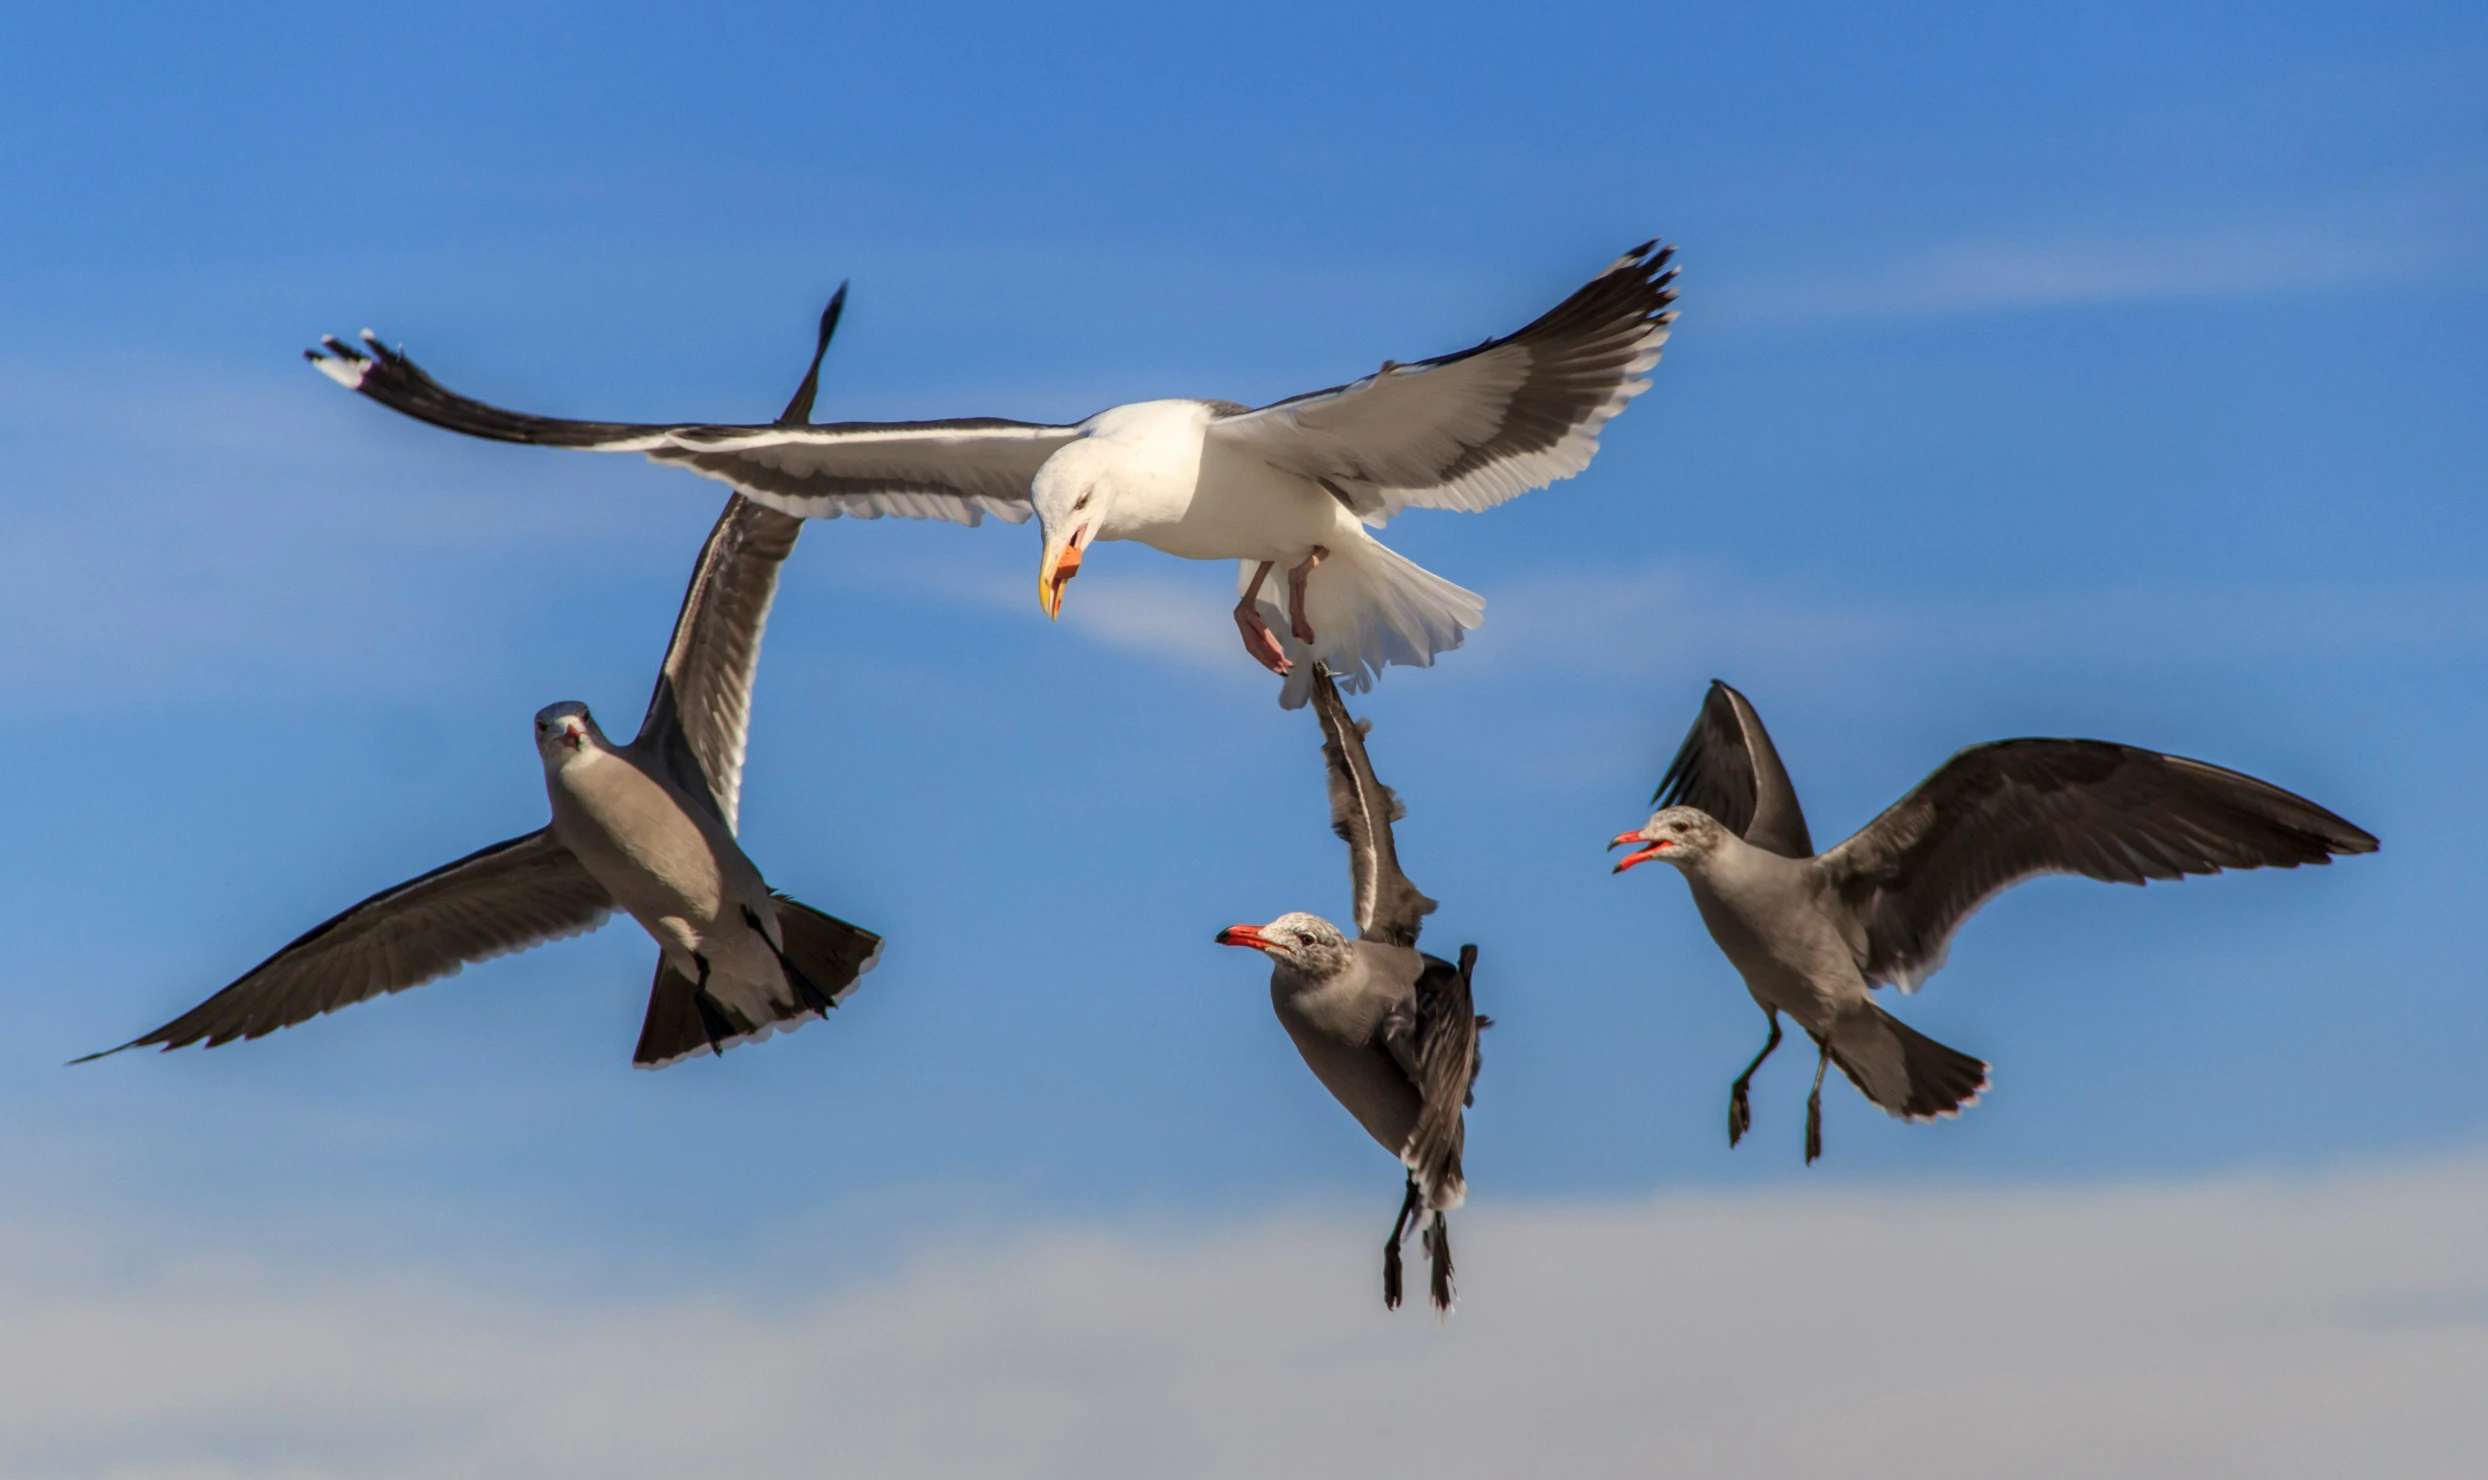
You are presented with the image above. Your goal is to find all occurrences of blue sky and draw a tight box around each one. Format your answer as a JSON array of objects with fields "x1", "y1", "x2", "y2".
[{"x1": 2, "y1": 2, "x2": 2484, "y2": 1472}]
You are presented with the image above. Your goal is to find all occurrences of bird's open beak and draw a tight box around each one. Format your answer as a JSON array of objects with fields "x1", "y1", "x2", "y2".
[
  {"x1": 562, "y1": 727, "x2": 585, "y2": 752},
  {"x1": 1215, "y1": 924, "x2": 1276, "y2": 952},
  {"x1": 1038, "y1": 525, "x2": 1086, "y2": 619},
  {"x1": 1610, "y1": 830, "x2": 1670, "y2": 873}
]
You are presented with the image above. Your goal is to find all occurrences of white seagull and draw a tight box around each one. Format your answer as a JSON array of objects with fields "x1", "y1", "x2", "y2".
[
  {"x1": 306, "y1": 243, "x2": 1678, "y2": 705},
  {"x1": 1611, "y1": 680, "x2": 2378, "y2": 1162},
  {"x1": 1217, "y1": 667, "x2": 1487, "y2": 1311},
  {"x1": 84, "y1": 302, "x2": 881, "y2": 1069}
]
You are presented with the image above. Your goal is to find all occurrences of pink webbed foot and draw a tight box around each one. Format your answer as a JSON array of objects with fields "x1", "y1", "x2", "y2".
[{"x1": 1235, "y1": 560, "x2": 1292, "y2": 674}]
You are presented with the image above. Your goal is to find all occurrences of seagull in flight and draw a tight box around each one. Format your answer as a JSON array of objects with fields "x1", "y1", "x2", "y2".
[
  {"x1": 307, "y1": 243, "x2": 1677, "y2": 706},
  {"x1": 84, "y1": 300, "x2": 881, "y2": 1069},
  {"x1": 1218, "y1": 667, "x2": 1487, "y2": 1310},
  {"x1": 1610, "y1": 680, "x2": 2378, "y2": 1162}
]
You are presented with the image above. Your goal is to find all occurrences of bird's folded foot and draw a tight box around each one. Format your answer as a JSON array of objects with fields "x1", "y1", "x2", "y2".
[
  {"x1": 1729, "y1": 1013, "x2": 1780, "y2": 1150},
  {"x1": 1233, "y1": 601, "x2": 1292, "y2": 673},
  {"x1": 1286, "y1": 546, "x2": 1328, "y2": 645},
  {"x1": 1383, "y1": 1175, "x2": 1419, "y2": 1311},
  {"x1": 1804, "y1": 1035, "x2": 1829, "y2": 1165},
  {"x1": 1426, "y1": 1213, "x2": 1456, "y2": 1313},
  {"x1": 1234, "y1": 560, "x2": 1292, "y2": 674}
]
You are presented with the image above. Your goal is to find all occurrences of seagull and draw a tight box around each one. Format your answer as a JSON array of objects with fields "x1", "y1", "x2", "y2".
[
  {"x1": 1216, "y1": 667, "x2": 1487, "y2": 1310},
  {"x1": 1610, "y1": 680, "x2": 2378, "y2": 1163},
  {"x1": 82, "y1": 298, "x2": 881, "y2": 1070},
  {"x1": 305, "y1": 243, "x2": 1678, "y2": 706}
]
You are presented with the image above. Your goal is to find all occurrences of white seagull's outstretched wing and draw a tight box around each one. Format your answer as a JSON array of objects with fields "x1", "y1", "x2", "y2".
[
  {"x1": 1819, "y1": 741, "x2": 2379, "y2": 993},
  {"x1": 630, "y1": 494, "x2": 803, "y2": 832},
  {"x1": 1309, "y1": 666, "x2": 1437, "y2": 947},
  {"x1": 1206, "y1": 242, "x2": 1678, "y2": 524},
  {"x1": 79, "y1": 831, "x2": 614, "y2": 1058},
  {"x1": 305, "y1": 332, "x2": 1076, "y2": 527}
]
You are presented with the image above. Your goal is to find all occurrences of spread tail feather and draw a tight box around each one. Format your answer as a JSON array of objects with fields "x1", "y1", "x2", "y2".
[
  {"x1": 1251, "y1": 539, "x2": 1483, "y2": 709},
  {"x1": 1827, "y1": 1000, "x2": 1989, "y2": 1121},
  {"x1": 770, "y1": 895, "x2": 884, "y2": 1010},
  {"x1": 632, "y1": 897, "x2": 883, "y2": 1069}
]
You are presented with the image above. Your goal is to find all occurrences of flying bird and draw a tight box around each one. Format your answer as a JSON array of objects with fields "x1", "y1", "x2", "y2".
[
  {"x1": 306, "y1": 243, "x2": 1678, "y2": 706},
  {"x1": 1217, "y1": 667, "x2": 1487, "y2": 1311},
  {"x1": 83, "y1": 298, "x2": 880, "y2": 1070},
  {"x1": 1610, "y1": 680, "x2": 2378, "y2": 1162}
]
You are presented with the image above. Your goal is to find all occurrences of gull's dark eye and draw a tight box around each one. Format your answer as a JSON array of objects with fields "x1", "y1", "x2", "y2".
[
  {"x1": 1293, "y1": 932, "x2": 1312, "y2": 945},
  {"x1": 1071, "y1": 491, "x2": 1091, "y2": 512}
]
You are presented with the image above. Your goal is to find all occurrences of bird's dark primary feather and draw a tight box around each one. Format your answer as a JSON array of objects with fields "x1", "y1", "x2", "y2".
[
  {"x1": 775, "y1": 282, "x2": 846, "y2": 427},
  {"x1": 78, "y1": 831, "x2": 613, "y2": 1059},
  {"x1": 1310, "y1": 666, "x2": 1436, "y2": 946},
  {"x1": 308, "y1": 332, "x2": 675, "y2": 448},
  {"x1": 1393, "y1": 947, "x2": 1483, "y2": 1213},
  {"x1": 1654, "y1": 679, "x2": 1814, "y2": 858},
  {"x1": 1823, "y1": 739, "x2": 2378, "y2": 990}
]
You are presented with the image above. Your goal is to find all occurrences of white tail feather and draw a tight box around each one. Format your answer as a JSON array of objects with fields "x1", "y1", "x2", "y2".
[{"x1": 1246, "y1": 539, "x2": 1484, "y2": 708}]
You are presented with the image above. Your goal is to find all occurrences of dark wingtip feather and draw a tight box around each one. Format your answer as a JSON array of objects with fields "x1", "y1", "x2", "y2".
[{"x1": 775, "y1": 282, "x2": 848, "y2": 427}]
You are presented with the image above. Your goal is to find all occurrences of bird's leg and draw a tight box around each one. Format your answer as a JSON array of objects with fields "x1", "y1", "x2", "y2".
[
  {"x1": 691, "y1": 953, "x2": 734, "y2": 1059},
  {"x1": 1232, "y1": 560, "x2": 1292, "y2": 674},
  {"x1": 1285, "y1": 546, "x2": 1328, "y2": 644},
  {"x1": 1805, "y1": 1032, "x2": 1831, "y2": 1165},
  {"x1": 1383, "y1": 1174, "x2": 1420, "y2": 1311},
  {"x1": 1729, "y1": 1010, "x2": 1783, "y2": 1149},
  {"x1": 1426, "y1": 1211, "x2": 1456, "y2": 1313},
  {"x1": 744, "y1": 904, "x2": 836, "y2": 1015}
]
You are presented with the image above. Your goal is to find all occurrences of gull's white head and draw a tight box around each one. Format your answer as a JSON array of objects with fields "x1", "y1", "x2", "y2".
[
  {"x1": 1610, "y1": 806, "x2": 1728, "y2": 874},
  {"x1": 533, "y1": 702, "x2": 603, "y2": 767},
  {"x1": 1030, "y1": 440, "x2": 1116, "y2": 620},
  {"x1": 1215, "y1": 911, "x2": 1354, "y2": 979}
]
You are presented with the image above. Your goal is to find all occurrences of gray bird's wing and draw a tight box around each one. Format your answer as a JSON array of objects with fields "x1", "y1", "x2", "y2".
[
  {"x1": 81, "y1": 830, "x2": 613, "y2": 1057},
  {"x1": 630, "y1": 495, "x2": 802, "y2": 831},
  {"x1": 304, "y1": 332, "x2": 1075, "y2": 527},
  {"x1": 1310, "y1": 665, "x2": 1437, "y2": 947},
  {"x1": 1382, "y1": 945, "x2": 1483, "y2": 1212},
  {"x1": 1206, "y1": 242, "x2": 1676, "y2": 524},
  {"x1": 1818, "y1": 740, "x2": 2379, "y2": 992},
  {"x1": 1653, "y1": 679, "x2": 1814, "y2": 858}
]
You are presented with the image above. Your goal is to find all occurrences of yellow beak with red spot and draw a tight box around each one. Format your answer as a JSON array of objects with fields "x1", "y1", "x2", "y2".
[{"x1": 1038, "y1": 524, "x2": 1088, "y2": 619}]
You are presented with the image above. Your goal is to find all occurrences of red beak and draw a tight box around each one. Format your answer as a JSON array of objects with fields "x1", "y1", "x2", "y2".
[
  {"x1": 1215, "y1": 924, "x2": 1271, "y2": 950},
  {"x1": 1610, "y1": 831, "x2": 1671, "y2": 873}
]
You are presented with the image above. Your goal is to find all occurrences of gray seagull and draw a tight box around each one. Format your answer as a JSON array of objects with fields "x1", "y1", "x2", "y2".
[
  {"x1": 83, "y1": 295, "x2": 880, "y2": 1070},
  {"x1": 1217, "y1": 667, "x2": 1487, "y2": 1311},
  {"x1": 1611, "y1": 680, "x2": 2378, "y2": 1162}
]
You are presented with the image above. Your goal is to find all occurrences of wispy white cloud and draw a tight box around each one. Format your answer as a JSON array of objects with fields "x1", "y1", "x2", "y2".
[
  {"x1": 6, "y1": 1156, "x2": 2485, "y2": 1478},
  {"x1": 1469, "y1": 563, "x2": 2488, "y2": 684},
  {"x1": 1723, "y1": 174, "x2": 2485, "y2": 324},
  {"x1": 1747, "y1": 227, "x2": 2379, "y2": 321},
  {"x1": 841, "y1": 547, "x2": 1247, "y2": 672}
]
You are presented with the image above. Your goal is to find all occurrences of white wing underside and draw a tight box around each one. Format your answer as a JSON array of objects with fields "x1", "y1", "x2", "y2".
[
  {"x1": 1210, "y1": 342, "x2": 1660, "y2": 525},
  {"x1": 1207, "y1": 241, "x2": 1678, "y2": 526}
]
